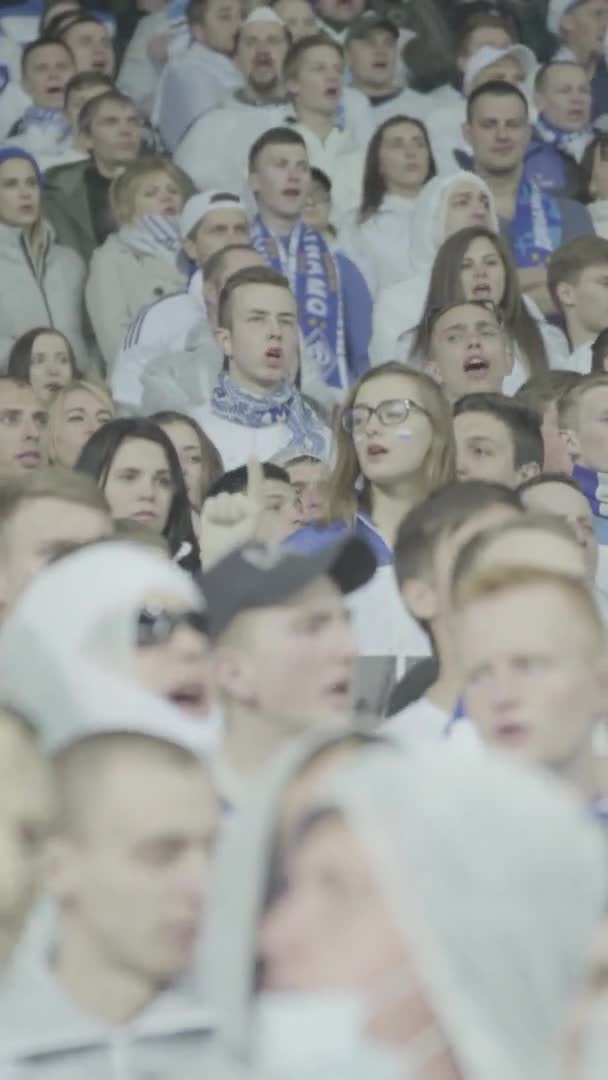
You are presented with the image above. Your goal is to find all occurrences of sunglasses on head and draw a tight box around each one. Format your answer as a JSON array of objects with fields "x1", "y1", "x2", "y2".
[{"x1": 136, "y1": 606, "x2": 208, "y2": 647}]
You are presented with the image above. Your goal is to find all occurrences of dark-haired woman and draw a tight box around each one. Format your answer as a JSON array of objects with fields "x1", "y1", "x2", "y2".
[
  {"x1": 339, "y1": 115, "x2": 436, "y2": 295},
  {"x1": 75, "y1": 416, "x2": 199, "y2": 572}
]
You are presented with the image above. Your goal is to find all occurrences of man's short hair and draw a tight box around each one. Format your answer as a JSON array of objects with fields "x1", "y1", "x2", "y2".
[
  {"x1": 205, "y1": 462, "x2": 289, "y2": 500},
  {"x1": 217, "y1": 265, "x2": 291, "y2": 330},
  {"x1": 547, "y1": 236, "x2": 608, "y2": 315},
  {"x1": 452, "y1": 563, "x2": 604, "y2": 647},
  {"x1": 186, "y1": 0, "x2": 219, "y2": 27},
  {"x1": 78, "y1": 89, "x2": 136, "y2": 135},
  {"x1": 52, "y1": 731, "x2": 204, "y2": 837},
  {"x1": 64, "y1": 69, "x2": 112, "y2": 104},
  {"x1": 248, "y1": 126, "x2": 307, "y2": 172},
  {"x1": 534, "y1": 59, "x2": 586, "y2": 95},
  {"x1": 393, "y1": 479, "x2": 521, "y2": 589},
  {"x1": 283, "y1": 32, "x2": 343, "y2": 83},
  {"x1": 453, "y1": 393, "x2": 544, "y2": 471},
  {"x1": 21, "y1": 36, "x2": 72, "y2": 76},
  {"x1": 558, "y1": 373, "x2": 608, "y2": 430},
  {"x1": 0, "y1": 468, "x2": 110, "y2": 536},
  {"x1": 450, "y1": 511, "x2": 584, "y2": 601},
  {"x1": 518, "y1": 471, "x2": 586, "y2": 499},
  {"x1": 466, "y1": 78, "x2": 529, "y2": 123},
  {"x1": 203, "y1": 243, "x2": 255, "y2": 287},
  {"x1": 514, "y1": 370, "x2": 584, "y2": 418}
]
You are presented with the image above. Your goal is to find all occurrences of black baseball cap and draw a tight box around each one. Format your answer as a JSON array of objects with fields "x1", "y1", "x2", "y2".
[
  {"x1": 345, "y1": 13, "x2": 399, "y2": 44},
  {"x1": 203, "y1": 537, "x2": 377, "y2": 639}
]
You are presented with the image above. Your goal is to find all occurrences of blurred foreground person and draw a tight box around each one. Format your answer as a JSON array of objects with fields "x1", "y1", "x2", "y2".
[
  {"x1": 0, "y1": 729, "x2": 218, "y2": 1075},
  {"x1": 0, "y1": 541, "x2": 217, "y2": 753},
  {"x1": 454, "y1": 564, "x2": 608, "y2": 818},
  {"x1": 0, "y1": 707, "x2": 54, "y2": 975},
  {"x1": 191, "y1": 743, "x2": 607, "y2": 1080},
  {"x1": 203, "y1": 536, "x2": 375, "y2": 803}
]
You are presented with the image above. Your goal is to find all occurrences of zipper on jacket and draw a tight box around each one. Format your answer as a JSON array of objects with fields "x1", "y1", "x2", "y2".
[{"x1": 20, "y1": 231, "x2": 54, "y2": 327}]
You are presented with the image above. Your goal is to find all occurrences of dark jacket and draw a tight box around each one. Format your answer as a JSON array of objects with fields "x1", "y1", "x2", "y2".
[{"x1": 42, "y1": 159, "x2": 98, "y2": 264}]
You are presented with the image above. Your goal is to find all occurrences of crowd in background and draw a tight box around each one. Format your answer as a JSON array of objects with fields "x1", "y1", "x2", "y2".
[{"x1": 0, "y1": 0, "x2": 607, "y2": 1077}]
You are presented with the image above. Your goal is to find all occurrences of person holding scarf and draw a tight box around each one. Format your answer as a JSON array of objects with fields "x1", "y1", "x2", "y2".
[
  {"x1": 249, "y1": 126, "x2": 372, "y2": 392},
  {"x1": 464, "y1": 79, "x2": 594, "y2": 314},
  {"x1": 5, "y1": 38, "x2": 74, "y2": 153},
  {"x1": 190, "y1": 264, "x2": 330, "y2": 471},
  {"x1": 85, "y1": 156, "x2": 193, "y2": 370}
]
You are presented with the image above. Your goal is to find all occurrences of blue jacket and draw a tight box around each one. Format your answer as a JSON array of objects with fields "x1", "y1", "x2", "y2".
[
  {"x1": 335, "y1": 251, "x2": 373, "y2": 382},
  {"x1": 285, "y1": 512, "x2": 392, "y2": 566}
]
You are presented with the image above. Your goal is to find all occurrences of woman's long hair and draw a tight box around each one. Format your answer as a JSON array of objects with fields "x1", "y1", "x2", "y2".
[
  {"x1": 75, "y1": 417, "x2": 199, "y2": 570},
  {"x1": 152, "y1": 410, "x2": 224, "y2": 506},
  {"x1": 328, "y1": 363, "x2": 455, "y2": 524},
  {"x1": 358, "y1": 115, "x2": 436, "y2": 223},
  {"x1": 8, "y1": 327, "x2": 80, "y2": 384},
  {"x1": 408, "y1": 226, "x2": 549, "y2": 379}
]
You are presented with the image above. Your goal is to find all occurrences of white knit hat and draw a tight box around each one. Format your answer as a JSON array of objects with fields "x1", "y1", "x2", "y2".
[
  {"x1": 547, "y1": 0, "x2": 585, "y2": 36},
  {"x1": 463, "y1": 44, "x2": 536, "y2": 96}
]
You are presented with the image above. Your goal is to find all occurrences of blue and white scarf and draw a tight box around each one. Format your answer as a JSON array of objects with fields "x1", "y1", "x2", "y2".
[
  {"x1": 13, "y1": 105, "x2": 69, "y2": 138},
  {"x1": 251, "y1": 215, "x2": 347, "y2": 390},
  {"x1": 574, "y1": 464, "x2": 608, "y2": 518},
  {"x1": 535, "y1": 113, "x2": 594, "y2": 163},
  {"x1": 509, "y1": 178, "x2": 563, "y2": 269},
  {"x1": 211, "y1": 371, "x2": 327, "y2": 458},
  {"x1": 118, "y1": 214, "x2": 181, "y2": 266}
]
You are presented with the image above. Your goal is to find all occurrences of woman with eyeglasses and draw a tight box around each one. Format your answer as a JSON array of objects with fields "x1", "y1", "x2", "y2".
[
  {"x1": 0, "y1": 541, "x2": 217, "y2": 751},
  {"x1": 403, "y1": 226, "x2": 569, "y2": 393},
  {"x1": 287, "y1": 363, "x2": 455, "y2": 658},
  {"x1": 75, "y1": 417, "x2": 199, "y2": 573}
]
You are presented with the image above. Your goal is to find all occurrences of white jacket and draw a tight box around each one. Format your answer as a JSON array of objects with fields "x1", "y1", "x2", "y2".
[
  {"x1": 85, "y1": 233, "x2": 187, "y2": 371},
  {"x1": 370, "y1": 172, "x2": 499, "y2": 363},
  {"x1": 338, "y1": 193, "x2": 416, "y2": 296},
  {"x1": 0, "y1": 220, "x2": 91, "y2": 371},
  {"x1": 112, "y1": 270, "x2": 207, "y2": 408},
  {"x1": 174, "y1": 86, "x2": 370, "y2": 208},
  {"x1": 153, "y1": 41, "x2": 243, "y2": 152},
  {"x1": 117, "y1": 9, "x2": 169, "y2": 116}
]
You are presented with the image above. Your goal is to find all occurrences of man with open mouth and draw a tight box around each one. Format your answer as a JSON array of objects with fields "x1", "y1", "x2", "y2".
[{"x1": 424, "y1": 300, "x2": 512, "y2": 403}]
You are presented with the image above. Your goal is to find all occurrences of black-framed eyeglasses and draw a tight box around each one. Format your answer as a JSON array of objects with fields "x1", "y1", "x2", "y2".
[
  {"x1": 342, "y1": 398, "x2": 429, "y2": 434},
  {"x1": 136, "y1": 606, "x2": 208, "y2": 647}
]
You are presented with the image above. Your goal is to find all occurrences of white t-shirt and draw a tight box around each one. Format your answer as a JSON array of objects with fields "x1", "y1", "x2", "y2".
[{"x1": 382, "y1": 697, "x2": 450, "y2": 745}]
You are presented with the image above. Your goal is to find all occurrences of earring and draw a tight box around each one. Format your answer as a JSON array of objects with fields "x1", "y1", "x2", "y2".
[{"x1": 354, "y1": 473, "x2": 365, "y2": 493}]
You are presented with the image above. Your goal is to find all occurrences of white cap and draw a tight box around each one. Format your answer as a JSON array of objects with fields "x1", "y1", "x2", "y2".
[
  {"x1": 179, "y1": 191, "x2": 247, "y2": 239},
  {"x1": 547, "y1": 0, "x2": 584, "y2": 36},
  {"x1": 242, "y1": 5, "x2": 285, "y2": 27},
  {"x1": 463, "y1": 44, "x2": 536, "y2": 96}
]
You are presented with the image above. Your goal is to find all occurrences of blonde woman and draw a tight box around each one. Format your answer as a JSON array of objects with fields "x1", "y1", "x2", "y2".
[
  {"x1": 287, "y1": 363, "x2": 455, "y2": 658},
  {"x1": 48, "y1": 378, "x2": 115, "y2": 467},
  {"x1": 85, "y1": 157, "x2": 195, "y2": 370}
]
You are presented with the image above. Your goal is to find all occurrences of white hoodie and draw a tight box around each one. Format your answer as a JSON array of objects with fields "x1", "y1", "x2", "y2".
[{"x1": 370, "y1": 172, "x2": 500, "y2": 363}]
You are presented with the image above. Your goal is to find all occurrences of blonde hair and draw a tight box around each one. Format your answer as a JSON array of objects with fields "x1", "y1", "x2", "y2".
[
  {"x1": 454, "y1": 563, "x2": 604, "y2": 647},
  {"x1": 558, "y1": 373, "x2": 608, "y2": 431},
  {"x1": 48, "y1": 379, "x2": 115, "y2": 464},
  {"x1": 328, "y1": 363, "x2": 455, "y2": 522},
  {"x1": 450, "y1": 511, "x2": 584, "y2": 603},
  {"x1": 109, "y1": 158, "x2": 195, "y2": 226}
]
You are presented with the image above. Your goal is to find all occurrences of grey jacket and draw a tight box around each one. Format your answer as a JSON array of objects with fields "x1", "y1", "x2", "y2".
[
  {"x1": 0, "y1": 222, "x2": 93, "y2": 373},
  {"x1": 0, "y1": 945, "x2": 214, "y2": 1079}
]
